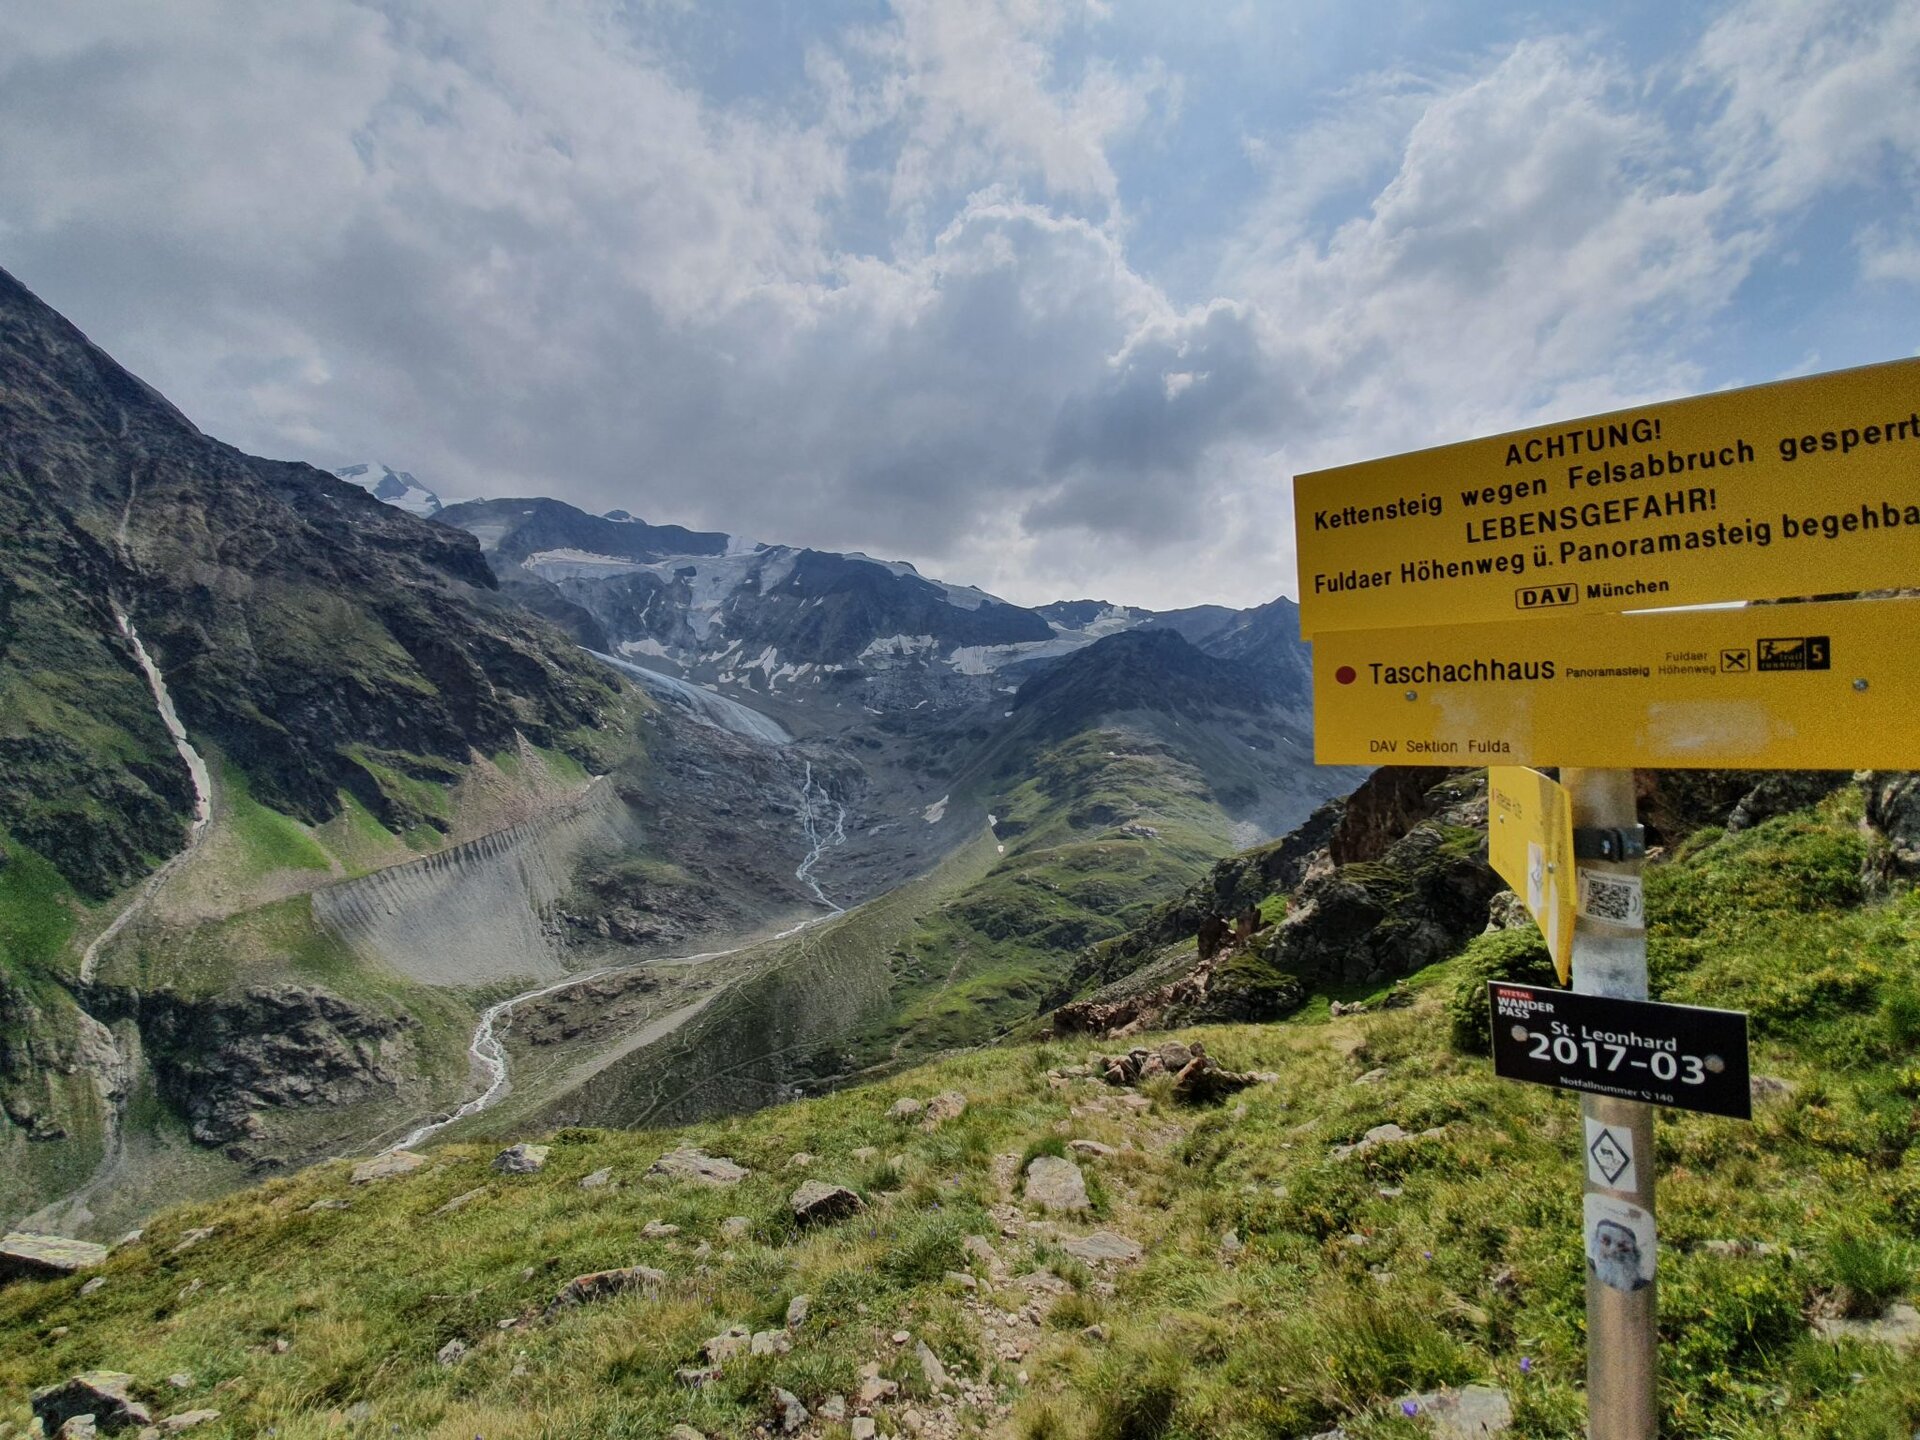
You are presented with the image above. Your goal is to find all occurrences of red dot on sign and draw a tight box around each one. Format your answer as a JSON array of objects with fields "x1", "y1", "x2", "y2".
[{"x1": 1336, "y1": 666, "x2": 1357, "y2": 685}]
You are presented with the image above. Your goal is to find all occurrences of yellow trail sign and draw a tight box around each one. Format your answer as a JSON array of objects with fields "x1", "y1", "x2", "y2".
[
  {"x1": 1487, "y1": 767, "x2": 1575, "y2": 984},
  {"x1": 1294, "y1": 356, "x2": 1920, "y2": 636},
  {"x1": 1311, "y1": 596, "x2": 1920, "y2": 770}
]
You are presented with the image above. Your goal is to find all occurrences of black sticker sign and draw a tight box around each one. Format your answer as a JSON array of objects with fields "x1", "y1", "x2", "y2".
[{"x1": 1487, "y1": 983, "x2": 1752, "y2": 1119}]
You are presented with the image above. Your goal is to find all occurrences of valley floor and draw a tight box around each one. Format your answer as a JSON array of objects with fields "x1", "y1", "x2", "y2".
[{"x1": 5, "y1": 791, "x2": 1919, "y2": 1440}]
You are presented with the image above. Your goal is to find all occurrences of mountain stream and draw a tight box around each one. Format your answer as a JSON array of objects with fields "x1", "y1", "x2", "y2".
[{"x1": 386, "y1": 742, "x2": 847, "y2": 1152}]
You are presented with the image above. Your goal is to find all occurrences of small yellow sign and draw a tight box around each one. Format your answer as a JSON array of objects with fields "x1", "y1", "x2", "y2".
[
  {"x1": 1487, "y1": 767, "x2": 1575, "y2": 984},
  {"x1": 1294, "y1": 356, "x2": 1920, "y2": 636},
  {"x1": 1312, "y1": 596, "x2": 1920, "y2": 770}
]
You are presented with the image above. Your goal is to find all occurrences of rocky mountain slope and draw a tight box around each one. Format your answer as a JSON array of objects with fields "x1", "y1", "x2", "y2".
[
  {"x1": 0, "y1": 264, "x2": 645, "y2": 1231},
  {"x1": 431, "y1": 495, "x2": 1293, "y2": 726},
  {"x1": 4, "y1": 774, "x2": 1915, "y2": 1440},
  {"x1": 1043, "y1": 764, "x2": 1864, "y2": 1039},
  {"x1": 0, "y1": 268, "x2": 1353, "y2": 1243}
]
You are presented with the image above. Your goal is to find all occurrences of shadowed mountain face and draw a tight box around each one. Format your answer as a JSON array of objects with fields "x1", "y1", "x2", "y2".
[
  {"x1": 0, "y1": 267, "x2": 622, "y2": 898},
  {"x1": 1011, "y1": 628, "x2": 1306, "y2": 734}
]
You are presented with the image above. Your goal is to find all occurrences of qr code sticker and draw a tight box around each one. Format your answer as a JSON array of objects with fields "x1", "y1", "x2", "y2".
[{"x1": 1579, "y1": 871, "x2": 1644, "y2": 926}]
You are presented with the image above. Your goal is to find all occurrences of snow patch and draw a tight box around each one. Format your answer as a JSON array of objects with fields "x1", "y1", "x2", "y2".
[
  {"x1": 923, "y1": 795, "x2": 949, "y2": 824},
  {"x1": 617, "y1": 637, "x2": 674, "y2": 661},
  {"x1": 860, "y1": 634, "x2": 939, "y2": 661},
  {"x1": 526, "y1": 548, "x2": 646, "y2": 570}
]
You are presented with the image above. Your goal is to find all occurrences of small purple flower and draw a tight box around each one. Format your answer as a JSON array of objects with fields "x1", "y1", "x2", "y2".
[
  {"x1": 1520, "y1": 1356, "x2": 1533, "y2": 1374},
  {"x1": 1402, "y1": 1400, "x2": 1420, "y2": 1417},
  {"x1": 1422, "y1": 1250, "x2": 1433, "y2": 1260}
]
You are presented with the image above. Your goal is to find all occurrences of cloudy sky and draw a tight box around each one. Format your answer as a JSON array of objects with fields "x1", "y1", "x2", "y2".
[{"x1": 4, "y1": 1, "x2": 1917, "y2": 610}]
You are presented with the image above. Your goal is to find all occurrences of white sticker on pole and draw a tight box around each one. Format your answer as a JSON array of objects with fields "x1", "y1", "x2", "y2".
[
  {"x1": 1578, "y1": 869, "x2": 1644, "y2": 927},
  {"x1": 1584, "y1": 1194, "x2": 1655, "y2": 1293},
  {"x1": 1584, "y1": 1117, "x2": 1636, "y2": 1191}
]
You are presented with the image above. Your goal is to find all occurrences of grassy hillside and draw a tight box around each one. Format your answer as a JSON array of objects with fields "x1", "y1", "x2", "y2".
[
  {"x1": 5, "y1": 785, "x2": 1916, "y2": 1439},
  {"x1": 873, "y1": 729, "x2": 1246, "y2": 1059}
]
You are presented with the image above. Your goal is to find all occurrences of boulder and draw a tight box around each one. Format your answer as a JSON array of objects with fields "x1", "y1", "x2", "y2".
[
  {"x1": 704, "y1": 1326, "x2": 751, "y2": 1364},
  {"x1": 667, "y1": 1428, "x2": 705, "y2": 1440},
  {"x1": 433, "y1": 1188, "x2": 487, "y2": 1217},
  {"x1": 852, "y1": 1419, "x2": 878, "y2": 1440},
  {"x1": 648, "y1": 1147, "x2": 749, "y2": 1186},
  {"x1": 772, "y1": 1387, "x2": 809, "y2": 1434},
  {"x1": 785, "y1": 1293, "x2": 811, "y2": 1329},
  {"x1": 917, "y1": 1339, "x2": 949, "y2": 1389},
  {"x1": 491, "y1": 1143, "x2": 550, "y2": 1175},
  {"x1": 1392, "y1": 1385, "x2": 1513, "y2": 1439},
  {"x1": 750, "y1": 1329, "x2": 792, "y2": 1357},
  {"x1": 1069, "y1": 1139, "x2": 1117, "y2": 1158},
  {"x1": 923, "y1": 1090, "x2": 967, "y2": 1124},
  {"x1": 642, "y1": 1220, "x2": 680, "y2": 1239},
  {"x1": 1332, "y1": 1123, "x2": 1446, "y2": 1161},
  {"x1": 436, "y1": 1339, "x2": 467, "y2": 1366},
  {"x1": 1172, "y1": 1050, "x2": 1264, "y2": 1104},
  {"x1": 58, "y1": 1419, "x2": 96, "y2": 1440},
  {"x1": 0, "y1": 1232, "x2": 109, "y2": 1282},
  {"x1": 720, "y1": 1216, "x2": 753, "y2": 1241},
  {"x1": 543, "y1": 1264, "x2": 666, "y2": 1316},
  {"x1": 1023, "y1": 1156, "x2": 1091, "y2": 1213},
  {"x1": 31, "y1": 1373, "x2": 152, "y2": 1434},
  {"x1": 156, "y1": 1415, "x2": 220, "y2": 1436},
  {"x1": 1813, "y1": 1303, "x2": 1920, "y2": 1349},
  {"x1": 1060, "y1": 1230, "x2": 1143, "y2": 1265},
  {"x1": 578, "y1": 1168, "x2": 614, "y2": 1190},
  {"x1": 789, "y1": 1181, "x2": 864, "y2": 1226},
  {"x1": 888, "y1": 1096, "x2": 925, "y2": 1120},
  {"x1": 857, "y1": 1371, "x2": 899, "y2": 1405},
  {"x1": 350, "y1": 1150, "x2": 426, "y2": 1185}
]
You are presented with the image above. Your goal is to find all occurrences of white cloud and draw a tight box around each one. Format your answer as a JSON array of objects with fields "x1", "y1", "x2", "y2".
[
  {"x1": 1694, "y1": 0, "x2": 1920, "y2": 216},
  {"x1": 841, "y1": 0, "x2": 1168, "y2": 223},
  {"x1": 0, "y1": 0, "x2": 1916, "y2": 614}
]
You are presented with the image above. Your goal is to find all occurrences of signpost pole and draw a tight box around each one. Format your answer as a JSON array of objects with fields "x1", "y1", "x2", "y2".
[{"x1": 1565, "y1": 767, "x2": 1657, "y2": 1440}]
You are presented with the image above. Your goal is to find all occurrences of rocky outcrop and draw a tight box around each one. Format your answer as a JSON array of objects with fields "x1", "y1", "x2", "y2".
[
  {"x1": 1238, "y1": 817, "x2": 1500, "y2": 997},
  {"x1": 31, "y1": 1373, "x2": 151, "y2": 1435},
  {"x1": 1867, "y1": 772, "x2": 1920, "y2": 878},
  {"x1": 0, "y1": 1231, "x2": 109, "y2": 1281},
  {"x1": 1328, "y1": 766, "x2": 1468, "y2": 865},
  {"x1": 790, "y1": 1181, "x2": 864, "y2": 1225},
  {"x1": 90, "y1": 984, "x2": 420, "y2": 1155},
  {"x1": 1049, "y1": 770, "x2": 1500, "y2": 1033}
]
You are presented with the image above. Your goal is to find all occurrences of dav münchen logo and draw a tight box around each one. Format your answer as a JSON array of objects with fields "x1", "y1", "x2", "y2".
[{"x1": 1515, "y1": 583, "x2": 1578, "y2": 612}]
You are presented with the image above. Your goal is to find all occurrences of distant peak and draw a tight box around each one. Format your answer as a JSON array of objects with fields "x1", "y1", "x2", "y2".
[{"x1": 331, "y1": 462, "x2": 445, "y2": 517}]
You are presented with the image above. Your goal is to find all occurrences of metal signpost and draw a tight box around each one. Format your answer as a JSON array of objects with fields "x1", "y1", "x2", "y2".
[{"x1": 1291, "y1": 359, "x2": 1920, "y2": 1440}]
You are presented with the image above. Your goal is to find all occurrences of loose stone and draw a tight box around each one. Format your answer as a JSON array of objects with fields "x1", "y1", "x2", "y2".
[
  {"x1": 350, "y1": 1151, "x2": 426, "y2": 1185},
  {"x1": 491, "y1": 1143, "x2": 550, "y2": 1175}
]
